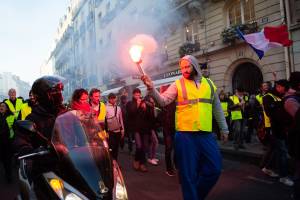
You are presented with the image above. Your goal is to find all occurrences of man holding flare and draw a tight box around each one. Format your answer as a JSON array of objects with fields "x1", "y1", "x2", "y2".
[{"x1": 140, "y1": 55, "x2": 229, "y2": 200}]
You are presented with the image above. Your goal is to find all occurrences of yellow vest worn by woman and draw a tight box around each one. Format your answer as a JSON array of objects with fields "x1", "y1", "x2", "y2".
[
  {"x1": 175, "y1": 77, "x2": 216, "y2": 132},
  {"x1": 229, "y1": 95, "x2": 243, "y2": 120}
]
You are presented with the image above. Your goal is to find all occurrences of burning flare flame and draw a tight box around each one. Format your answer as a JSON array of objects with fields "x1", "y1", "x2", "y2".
[{"x1": 129, "y1": 45, "x2": 144, "y2": 63}]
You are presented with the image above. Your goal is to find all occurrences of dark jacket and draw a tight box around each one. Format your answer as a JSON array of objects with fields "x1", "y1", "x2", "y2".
[
  {"x1": 14, "y1": 104, "x2": 66, "y2": 155},
  {"x1": 283, "y1": 91, "x2": 300, "y2": 159},
  {"x1": 126, "y1": 99, "x2": 151, "y2": 134},
  {"x1": 244, "y1": 96, "x2": 260, "y2": 124},
  {"x1": 263, "y1": 93, "x2": 289, "y2": 140},
  {"x1": 159, "y1": 102, "x2": 176, "y2": 132},
  {"x1": 0, "y1": 113, "x2": 12, "y2": 144}
]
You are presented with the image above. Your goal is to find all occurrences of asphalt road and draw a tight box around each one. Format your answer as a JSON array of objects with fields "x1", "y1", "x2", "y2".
[
  {"x1": 118, "y1": 148, "x2": 293, "y2": 200},
  {"x1": 0, "y1": 147, "x2": 293, "y2": 200}
]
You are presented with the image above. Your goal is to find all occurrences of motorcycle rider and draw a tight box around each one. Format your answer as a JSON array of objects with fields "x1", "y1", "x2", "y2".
[{"x1": 13, "y1": 76, "x2": 67, "y2": 197}]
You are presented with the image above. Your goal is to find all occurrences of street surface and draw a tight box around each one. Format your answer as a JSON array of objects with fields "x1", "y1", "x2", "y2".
[
  {"x1": 118, "y1": 148, "x2": 292, "y2": 200},
  {"x1": 0, "y1": 145, "x2": 293, "y2": 200}
]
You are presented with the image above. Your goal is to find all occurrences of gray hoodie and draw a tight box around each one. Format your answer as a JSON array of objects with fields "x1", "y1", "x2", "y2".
[{"x1": 148, "y1": 55, "x2": 229, "y2": 133}]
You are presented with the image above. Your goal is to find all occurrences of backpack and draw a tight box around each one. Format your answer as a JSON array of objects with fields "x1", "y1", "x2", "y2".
[
  {"x1": 283, "y1": 93, "x2": 300, "y2": 158},
  {"x1": 105, "y1": 106, "x2": 122, "y2": 132}
]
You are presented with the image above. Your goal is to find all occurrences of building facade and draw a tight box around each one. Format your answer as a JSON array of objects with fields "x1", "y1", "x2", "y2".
[{"x1": 51, "y1": 0, "x2": 299, "y2": 100}]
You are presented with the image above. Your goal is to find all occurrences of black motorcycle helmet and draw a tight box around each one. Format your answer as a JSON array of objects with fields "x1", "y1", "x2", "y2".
[{"x1": 31, "y1": 76, "x2": 64, "y2": 110}]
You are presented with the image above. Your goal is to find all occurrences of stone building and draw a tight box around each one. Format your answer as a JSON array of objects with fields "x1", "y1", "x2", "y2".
[{"x1": 50, "y1": 0, "x2": 299, "y2": 98}]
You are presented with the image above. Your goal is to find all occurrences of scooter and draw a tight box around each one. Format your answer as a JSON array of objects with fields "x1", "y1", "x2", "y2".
[{"x1": 16, "y1": 110, "x2": 128, "y2": 200}]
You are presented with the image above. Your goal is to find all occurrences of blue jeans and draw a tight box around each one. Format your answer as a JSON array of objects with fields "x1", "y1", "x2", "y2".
[
  {"x1": 274, "y1": 138, "x2": 289, "y2": 177},
  {"x1": 294, "y1": 160, "x2": 300, "y2": 200},
  {"x1": 134, "y1": 132, "x2": 149, "y2": 164},
  {"x1": 232, "y1": 119, "x2": 245, "y2": 146},
  {"x1": 175, "y1": 132, "x2": 222, "y2": 200}
]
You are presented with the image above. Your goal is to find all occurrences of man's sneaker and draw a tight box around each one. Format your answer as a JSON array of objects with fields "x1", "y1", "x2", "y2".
[
  {"x1": 147, "y1": 159, "x2": 158, "y2": 166},
  {"x1": 165, "y1": 170, "x2": 175, "y2": 177},
  {"x1": 262, "y1": 167, "x2": 279, "y2": 177},
  {"x1": 279, "y1": 177, "x2": 294, "y2": 187}
]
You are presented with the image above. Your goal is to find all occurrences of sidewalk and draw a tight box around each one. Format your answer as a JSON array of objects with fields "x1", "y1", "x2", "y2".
[
  {"x1": 218, "y1": 140, "x2": 264, "y2": 164},
  {"x1": 157, "y1": 131, "x2": 264, "y2": 164}
]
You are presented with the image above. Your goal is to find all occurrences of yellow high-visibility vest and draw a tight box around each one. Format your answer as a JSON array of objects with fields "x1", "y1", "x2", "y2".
[
  {"x1": 263, "y1": 93, "x2": 281, "y2": 127},
  {"x1": 221, "y1": 102, "x2": 229, "y2": 117},
  {"x1": 256, "y1": 94, "x2": 263, "y2": 105},
  {"x1": 175, "y1": 77, "x2": 216, "y2": 132},
  {"x1": 5, "y1": 98, "x2": 23, "y2": 119},
  {"x1": 20, "y1": 102, "x2": 32, "y2": 120},
  {"x1": 6, "y1": 115, "x2": 15, "y2": 139},
  {"x1": 256, "y1": 93, "x2": 271, "y2": 127},
  {"x1": 229, "y1": 95, "x2": 243, "y2": 120},
  {"x1": 97, "y1": 102, "x2": 106, "y2": 122}
]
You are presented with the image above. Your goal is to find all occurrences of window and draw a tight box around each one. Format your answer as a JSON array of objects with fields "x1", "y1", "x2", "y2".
[
  {"x1": 106, "y1": 2, "x2": 110, "y2": 13},
  {"x1": 107, "y1": 31, "x2": 112, "y2": 41},
  {"x1": 185, "y1": 21, "x2": 200, "y2": 43},
  {"x1": 228, "y1": 0, "x2": 255, "y2": 26},
  {"x1": 95, "y1": 0, "x2": 103, "y2": 8}
]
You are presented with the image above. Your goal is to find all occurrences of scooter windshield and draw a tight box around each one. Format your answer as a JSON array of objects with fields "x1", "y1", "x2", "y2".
[{"x1": 51, "y1": 110, "x2": 113, "y2": 199}]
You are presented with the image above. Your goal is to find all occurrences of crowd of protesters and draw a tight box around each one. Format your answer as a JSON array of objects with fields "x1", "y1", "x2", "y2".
[
  {"x1": 215, "y1": 72, "x2": 300, "y2": 198},
  {"x1": 0, "y1": 70, "x2": 299, "y2": 199}
]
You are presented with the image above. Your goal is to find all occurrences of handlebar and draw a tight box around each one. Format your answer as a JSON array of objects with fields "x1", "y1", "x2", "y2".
[{"x1": 18, "y1": 150, "x2": 49, "y2": 160}]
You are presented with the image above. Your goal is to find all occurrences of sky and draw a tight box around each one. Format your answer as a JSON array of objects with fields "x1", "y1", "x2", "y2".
[{"x1": 0, "y1": 0, "x2": 69, "y2": 84}]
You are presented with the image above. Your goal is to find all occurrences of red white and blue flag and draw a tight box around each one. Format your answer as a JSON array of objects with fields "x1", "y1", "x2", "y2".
[{"x1": 236, "y1": 25, "x2": 293, "y2": 59}]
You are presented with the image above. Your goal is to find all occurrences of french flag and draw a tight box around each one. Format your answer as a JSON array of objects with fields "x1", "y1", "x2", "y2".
[{"x1": 236, "y1": 25, "x2": 293, "y2": 59}]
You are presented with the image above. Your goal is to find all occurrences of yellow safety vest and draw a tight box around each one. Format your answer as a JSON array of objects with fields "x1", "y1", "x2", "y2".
[
  {"x1": 221, "y1": 102, "x2": 229, "y2": 117},
  {"x1": 256, "y1": 94, "x2": 263, "y2": 105},
  {"x1": 5, "y1": 98, "x2": 23, "y2": 120},
  {"x1": 97, "y1": 102, "x2": 106, "y2": 122},
  {"x1": 229, "y1": 95, "x2": 243, "y2": 120},
  {"x1": 20, "y1": 102, "x2": 32, "y2": 120},
  {"x1": 256, "y1": 93, "x2": 271, "y2": 127},
  {"x1": 263, "y1": 93, "x2": 281, "y2": 127},
  {"x1": 6, "y1": 115, "x2": 15, "y2": 139},
  {"x1": 175, "y1": 77, "x2": 216, "y2": 132}
]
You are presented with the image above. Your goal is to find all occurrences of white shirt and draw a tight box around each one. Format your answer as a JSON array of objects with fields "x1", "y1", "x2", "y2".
[{"x1": 105, "y1": 103, "x2": 124, "y2": 133}]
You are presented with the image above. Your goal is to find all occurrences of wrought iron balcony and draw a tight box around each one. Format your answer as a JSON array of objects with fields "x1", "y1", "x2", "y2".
[
  {"x1": 178, "y1": 42, "x2": 200, "y2": 58},
  {"x1": 221, "y1": 21, "x2": 258, "y2": 44}
]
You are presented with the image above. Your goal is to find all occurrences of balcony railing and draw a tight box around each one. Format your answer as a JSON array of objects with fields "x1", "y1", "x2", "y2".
[
  {"x1": 221, "y1": 21, "x2": 258, "y2": 44},
  {"x1": 178, "y1": 42, "x2": 200, "y2": 58}
]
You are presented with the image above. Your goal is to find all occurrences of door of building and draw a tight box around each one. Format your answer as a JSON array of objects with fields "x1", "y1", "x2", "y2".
[{"x1": 232, "y1": 62, "x2": 263, "y2": 94}]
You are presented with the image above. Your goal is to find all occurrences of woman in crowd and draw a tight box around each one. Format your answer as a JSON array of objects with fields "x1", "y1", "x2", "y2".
[
  {"x1": 144, "y1": 95, "x2": 159, "y2": 166},
  {"x1": 0, "y1": 102, "x2": 15, "y2": 183},
  {"x1": 70, "y1": 88, "x2": 91, "y2": 117}
]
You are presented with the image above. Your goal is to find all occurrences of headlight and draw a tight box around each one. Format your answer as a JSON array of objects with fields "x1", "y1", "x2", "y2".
[
  {"x1": 113, "y1": 161, "x2": 128, "y2": 200},
  {"x1": 49, "y1": 178, "x2": 64, "y2": 199},
  {"x1": 115, "y1": 181, "x2": 128, "y2": 200},
  {"x1": 65, "y1": 193, "x2": 82, "y2": 200},
  {"x1": 44, "y1": 172, "x2": 88, "y2": 200}
]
